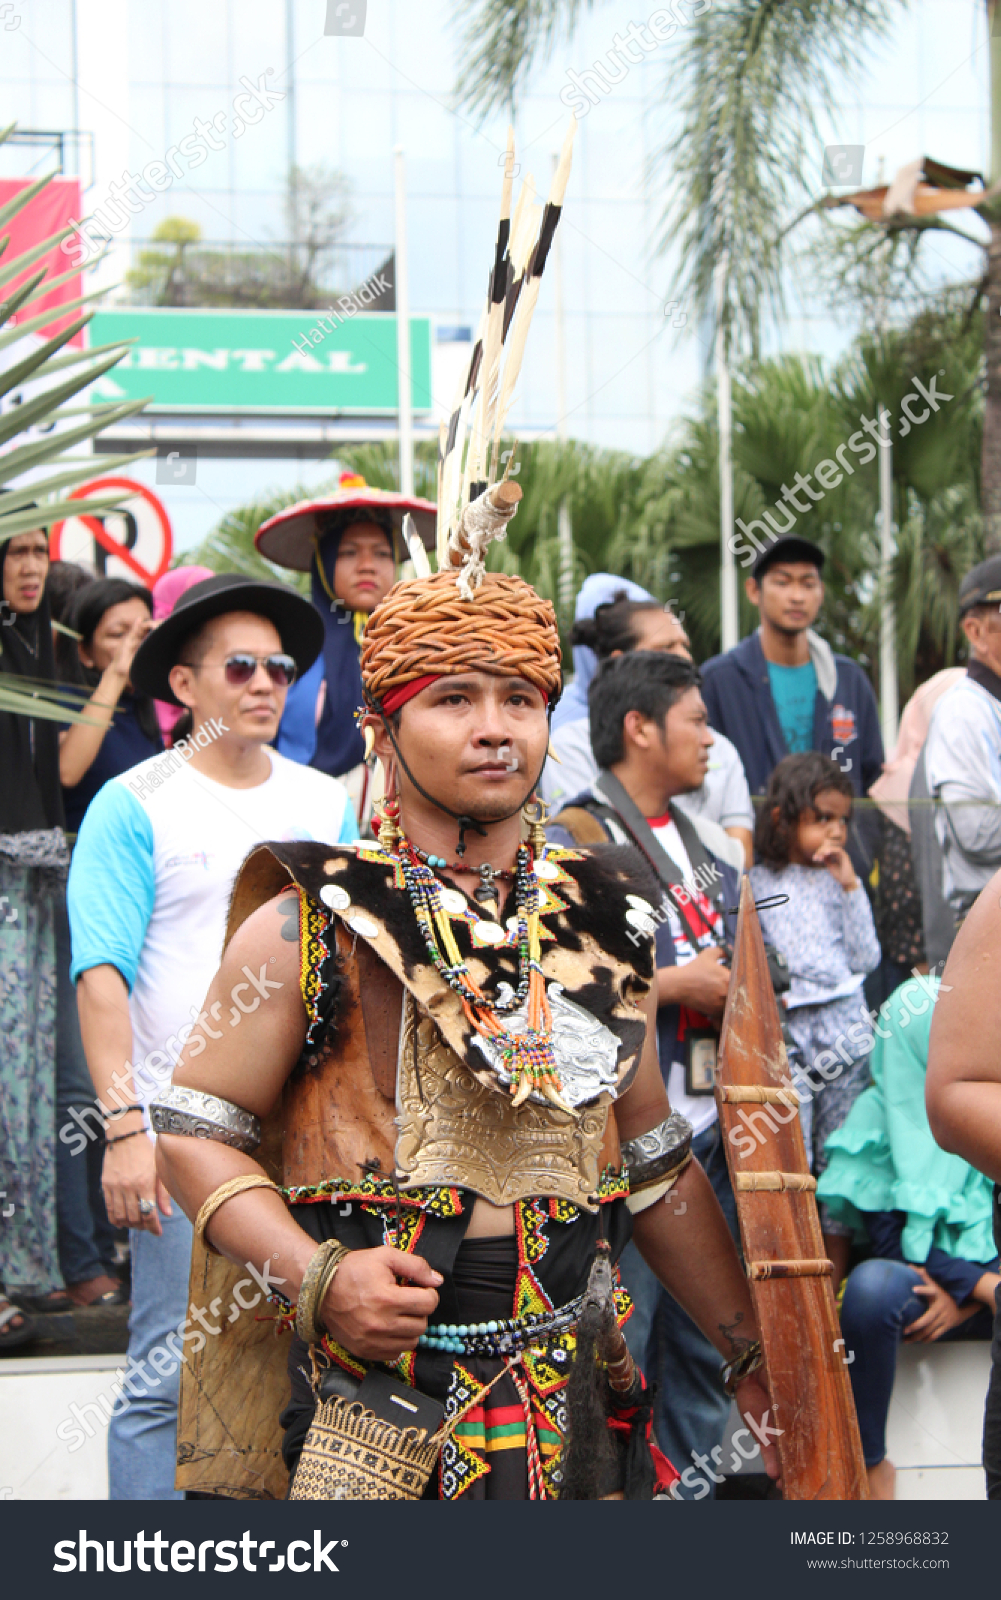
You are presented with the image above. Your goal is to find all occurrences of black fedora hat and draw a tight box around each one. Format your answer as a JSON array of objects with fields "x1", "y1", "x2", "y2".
[{"x1": 130, "y1": 573, "x2": 324, "y2": 706}]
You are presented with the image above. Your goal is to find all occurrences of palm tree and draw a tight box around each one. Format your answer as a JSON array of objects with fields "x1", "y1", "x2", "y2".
[
  {"x1": 636, "y1": 293, "x2": 982, "y2": 691},
  {"x1": 0, "y1": 123, "x2": 151, "y2": 722},
  {"x1": 452, "y1": 1, "x2": 1001, "y2": 559}
]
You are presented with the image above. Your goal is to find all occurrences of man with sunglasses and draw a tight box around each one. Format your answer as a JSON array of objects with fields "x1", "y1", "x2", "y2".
[{"x1": 66, "y1": 575, "x2": 359, "y2": 1500}]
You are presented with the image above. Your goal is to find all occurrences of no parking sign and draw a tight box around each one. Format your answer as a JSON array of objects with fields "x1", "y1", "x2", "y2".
[{"x1": 50, "y1": 477, "x2": 173, "y2": 585}]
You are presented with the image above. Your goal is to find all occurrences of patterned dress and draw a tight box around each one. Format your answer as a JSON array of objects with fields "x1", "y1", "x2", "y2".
[{"x1": 0, "y1": 832, "x2": 65, "y2": 1294}]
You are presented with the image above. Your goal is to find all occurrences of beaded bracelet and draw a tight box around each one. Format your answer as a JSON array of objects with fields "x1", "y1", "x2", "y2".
[{"x1": 105, "y1": 1127, "x2": 145, "y2": 1147}]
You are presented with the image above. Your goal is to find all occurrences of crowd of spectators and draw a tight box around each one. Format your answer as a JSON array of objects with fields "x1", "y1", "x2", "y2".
[{"x1": 1, "y1": 503, "x2": 1000, "y2": 1505}]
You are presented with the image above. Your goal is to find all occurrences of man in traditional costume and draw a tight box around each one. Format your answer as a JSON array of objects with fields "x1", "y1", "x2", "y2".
[
  {"x1": 152, "y1": 122, "x2": 778, "y2": 1502},
  {"x1": 153, "y1": 540, "x2": 781, "y2": 1499}
]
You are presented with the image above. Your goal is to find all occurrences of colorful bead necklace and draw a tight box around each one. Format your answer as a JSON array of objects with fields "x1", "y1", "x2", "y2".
[{"x1": 396, "y1": 836, "x2": 572, "y2": 1113}]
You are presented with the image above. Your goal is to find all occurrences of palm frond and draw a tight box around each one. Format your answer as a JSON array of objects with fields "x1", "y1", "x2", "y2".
[
  {"x1": 452, "y1": 0, "x2": 596, "y2": 116},
  {"x1": 656, "y1": 0, "x2": 895, "y2": 357}
]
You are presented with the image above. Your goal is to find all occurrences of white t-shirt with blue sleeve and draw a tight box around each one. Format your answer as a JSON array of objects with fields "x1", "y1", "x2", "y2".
[{"x1": 67, "y1": 747, "x2": 358, "y2": 1124}]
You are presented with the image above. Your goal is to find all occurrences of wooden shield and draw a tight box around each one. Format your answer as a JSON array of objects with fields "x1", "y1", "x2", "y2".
[{"x1": 715, "y1": 878, "x2": 867, "y2": 1500}]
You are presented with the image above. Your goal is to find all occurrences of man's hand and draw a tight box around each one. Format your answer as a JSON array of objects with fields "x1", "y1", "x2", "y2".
[
  {"x1": 733, "y1": 1370, "x2": 782, "y2": 1485},
  {"x1": 103, "y1": 1130, "x2": 173, "y2": 1236},
  {"x1": 322, "y1": 1247, "x2": 442, "y2": 1362},
  {"x1": 811, "y1": 841, "x2": 858, "y2": 891},
  {"x1": 673, "y1": 946, "x2": 731, "y2": 1019},
  {"x1": 903, "y1": 1266, "x2": 979, "y2": 1342}
]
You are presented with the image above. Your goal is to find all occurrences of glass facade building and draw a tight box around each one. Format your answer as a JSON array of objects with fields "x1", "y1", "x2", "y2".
[{"x1": 0, "y1": 0, "x2": 990, "y2": 551}]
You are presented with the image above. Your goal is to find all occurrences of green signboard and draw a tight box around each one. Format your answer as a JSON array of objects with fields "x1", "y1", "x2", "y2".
[{"x1": 88, "y1": 308, "x2": 432, "y2": 415}]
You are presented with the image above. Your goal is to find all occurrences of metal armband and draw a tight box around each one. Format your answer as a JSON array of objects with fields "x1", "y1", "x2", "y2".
[
  {"x1": 620, "y1": 1111, "x2": 694, "y2": 1192},
  {"x1": 149, "y1": 1085, "x2": 261, "y2": 1154}
]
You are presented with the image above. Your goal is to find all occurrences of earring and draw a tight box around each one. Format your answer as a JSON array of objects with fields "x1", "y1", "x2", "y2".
[
  {"x1": 374, "y1": 795, "x2": 402, "y2": 850},
  {"x1": 522, "y1": 798, "x2": 550, "y2": 855}
]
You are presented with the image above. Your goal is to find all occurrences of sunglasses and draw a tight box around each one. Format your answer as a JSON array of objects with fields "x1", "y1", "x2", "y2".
[{"x1": 184, "y1": 652, "x2": 298, "y2": 688}]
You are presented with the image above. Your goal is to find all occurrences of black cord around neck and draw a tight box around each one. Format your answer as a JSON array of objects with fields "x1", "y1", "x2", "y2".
[{"x1": 378, "y1": 711, "x2": 549, "y2": 855}]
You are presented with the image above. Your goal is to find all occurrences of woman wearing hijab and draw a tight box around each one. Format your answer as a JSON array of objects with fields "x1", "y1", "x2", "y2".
[
  {"x1": 255, "y1": 473, "x2": 436, "y2": 827},
  {"x1": 0, "y1": 521, "x2": 73, "y2": 1347}
]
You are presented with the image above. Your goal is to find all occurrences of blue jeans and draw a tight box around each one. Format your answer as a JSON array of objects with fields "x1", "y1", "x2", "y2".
[
  {"x1": 55, "y1": 898, "x2": 119, "y2": 1285},
  {"x1": 840, "y1": 1257, "x2": 994, "y2": 1467},
  {"x1": 618, "y1": 1121, "x2": 740, "y2": 1493},
  {"x1": 108, "y1": 1205, "x2": 192, "y2": 1500}
]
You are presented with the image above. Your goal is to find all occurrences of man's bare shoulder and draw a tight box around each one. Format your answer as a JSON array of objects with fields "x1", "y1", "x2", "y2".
[{"x1": 223, "y1": 887, "x2": 305, "y2": 992}]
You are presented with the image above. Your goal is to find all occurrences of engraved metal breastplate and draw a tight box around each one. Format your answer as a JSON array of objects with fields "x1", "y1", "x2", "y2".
[{"x1": 395, "y1": 994, "x2": 610, "y2": 1211}]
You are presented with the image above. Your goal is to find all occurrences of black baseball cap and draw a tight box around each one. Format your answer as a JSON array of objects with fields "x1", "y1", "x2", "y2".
[
  {"x1": 130, "y1": 573, "x2": 324, "y2": 705},
  {"x1": 750, "y1": 535, "x2": 825, "y2": 581},
  {"x1": 958, "y1": 555, "x2": 1001, "y2": 615}
]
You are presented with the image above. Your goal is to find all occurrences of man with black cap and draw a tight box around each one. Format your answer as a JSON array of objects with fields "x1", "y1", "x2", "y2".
[
  {"x1": 923, "y1": 555, "x2": 1001, "y2": 924},
  {"x1": 66, "y1": 575, "x2": 358, "y2": 1500},
  {"x1": 699, "y1": 536, "x2": 883, "y2": 865}
]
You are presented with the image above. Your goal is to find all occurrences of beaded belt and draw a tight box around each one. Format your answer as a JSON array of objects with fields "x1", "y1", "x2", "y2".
[{"x1": 418, "y1": 1295, "x2": 585, "y2": 1358}]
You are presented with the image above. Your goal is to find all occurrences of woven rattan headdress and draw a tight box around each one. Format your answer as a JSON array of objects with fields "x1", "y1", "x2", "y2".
[{"x1": 360, "y1": 121, "x2": 576, "y2": 715}]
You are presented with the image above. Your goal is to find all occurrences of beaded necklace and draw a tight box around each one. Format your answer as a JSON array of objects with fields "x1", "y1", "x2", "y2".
[{"x1": 396, "y1": 835, "x2": 571, "y2": 1113}]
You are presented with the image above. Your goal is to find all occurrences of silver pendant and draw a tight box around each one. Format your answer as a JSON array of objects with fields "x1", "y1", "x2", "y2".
[{"x1": 470, "y1": 981, "x2": 621, "y2": 1110}]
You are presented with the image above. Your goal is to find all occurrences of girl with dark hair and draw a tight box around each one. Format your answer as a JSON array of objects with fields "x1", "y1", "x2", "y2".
[
  {"x1": 59, "y1": 577, "x2": 162, "y2": 833},
  {"x1": 749, "y1": 753, "x2": 881, "y2": 1284}
]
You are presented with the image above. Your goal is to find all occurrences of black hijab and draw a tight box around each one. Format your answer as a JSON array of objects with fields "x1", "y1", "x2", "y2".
[{"x1": 0, "y1": 537, "x2": 65, "y2": 832}]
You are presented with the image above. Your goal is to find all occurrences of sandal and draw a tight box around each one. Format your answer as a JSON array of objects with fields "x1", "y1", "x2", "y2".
[
  {"x1": 8, "y1": 1288, "x2": 74, "y2": 1316},
  {"x1": 66, "y1": 1275, "x2": 129, "y2": 1308},
  {"x1": 0, "y1": 1297, "x2": 38, "y2": 1352}
]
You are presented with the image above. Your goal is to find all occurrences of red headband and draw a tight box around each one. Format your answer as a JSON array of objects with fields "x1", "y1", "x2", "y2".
[
  {"x1": 379, "y1": 674, "x2": 441, "y2": 716},
  {"x1": 378, "y1": 673, "x2": 549, "y2": 718}
]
